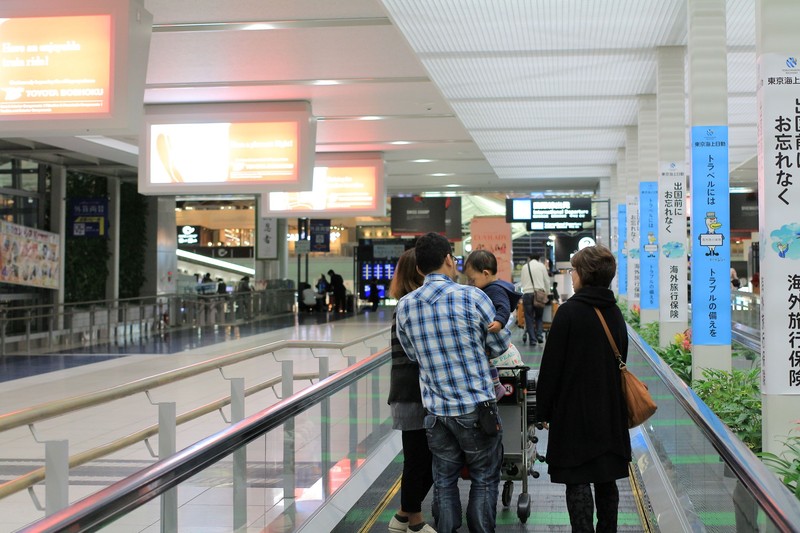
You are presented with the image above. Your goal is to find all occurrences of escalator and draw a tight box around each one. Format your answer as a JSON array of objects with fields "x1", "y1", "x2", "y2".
[{"x1": 18, "y1": 327, "x2": 800, "y2": 532}]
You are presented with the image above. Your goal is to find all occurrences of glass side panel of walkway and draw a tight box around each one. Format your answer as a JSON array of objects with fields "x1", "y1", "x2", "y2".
[{"x1": 16, "y1": 322, "x2": 800, "y2": 533}]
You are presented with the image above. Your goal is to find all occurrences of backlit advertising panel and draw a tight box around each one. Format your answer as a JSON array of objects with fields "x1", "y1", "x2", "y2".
[
  {"x1": 0, "y1": 220, "x2": 60, "y2": 289},
  {"x1": 262, "y1": 152, "x2": 386, "y2": 217},
  {"x1": 139, "y1": 102, "x2": 317, "y2": 194},
  {"x1": 0, "y1": 0, "x2": 152, "y2": 134}
]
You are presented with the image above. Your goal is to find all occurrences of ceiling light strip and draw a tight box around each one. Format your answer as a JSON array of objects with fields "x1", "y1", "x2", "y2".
[
  {"x1": 145, "y1": 77, "x2": 430, "y2": 90},
  {"x1": 176, "y1": 250, "x2": 255, "y2": 276},
  {"x1": 152, "y1": 17, "x2": 392, "y2": 33}
]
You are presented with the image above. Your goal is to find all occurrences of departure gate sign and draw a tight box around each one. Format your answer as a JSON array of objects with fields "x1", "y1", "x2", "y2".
[{"x1": 505, "y1": 197, "x2": 592, "y2": 230}]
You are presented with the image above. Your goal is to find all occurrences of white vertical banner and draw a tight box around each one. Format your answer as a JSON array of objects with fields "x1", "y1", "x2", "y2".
[
  {"x1": 757, "y1": 53, "x2": 800, "y2": 394},
  {"x1": 658, "y1": 161, "x2": 688, "y2": 322},
  {"x1": 257, "y1": 217, "x2": 278, "y2": 259},
  {"x1": 626, "y1": 195, "x2": 640, "y2": 305}
]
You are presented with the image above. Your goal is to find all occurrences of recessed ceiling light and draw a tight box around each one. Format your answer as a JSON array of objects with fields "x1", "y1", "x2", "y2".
[
  {"x1": 411, "y1": 159, "x2": 434, "y2": 163},
  {"x1": 446, "y1": 184, "x2": 460, "y2": 188},
  {"x1": 431, "y1": 173, "x2": 454, "y2": 177},
  {"x1": 243, "y1": 23, "x2": 276, "y2": 30},
  {"x1": 359, "y1": 116, "x2": 383, "y2": 121},
  {"x1": 389, "y1": 141, "x2": 413, "y2": 145},
  {"x1": 313, "y1": 80, "x2": 340, "y2": 86}
]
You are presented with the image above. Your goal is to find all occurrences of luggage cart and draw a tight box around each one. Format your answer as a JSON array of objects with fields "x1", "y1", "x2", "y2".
[{"x1": 496, "y1": 366, "x2": 545, "y2": 523}]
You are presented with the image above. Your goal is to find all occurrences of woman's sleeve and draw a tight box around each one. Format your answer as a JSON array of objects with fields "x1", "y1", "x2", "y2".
[{"x1": 535, "y1": 305, "x2": 570, "y2": 422}]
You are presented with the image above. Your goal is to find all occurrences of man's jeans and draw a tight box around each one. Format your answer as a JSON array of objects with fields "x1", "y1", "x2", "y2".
[
  {"x1": 424, "y1": 408, "x2": 503, "y2": 533},
  {"x1": 522, "y1": 293, "x2": 544, "y2": 342}
]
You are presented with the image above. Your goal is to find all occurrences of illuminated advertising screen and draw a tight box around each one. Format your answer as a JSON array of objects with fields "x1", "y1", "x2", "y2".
[
  {"x1": 0, "y1": 0, "x2": 152, "y2": 134},
  {"x1": 262, "y1": 152, "x2": 386, "y2": 217},
  {"x1": 139, "y1": 102, "x2": 317, "y2": 194}
]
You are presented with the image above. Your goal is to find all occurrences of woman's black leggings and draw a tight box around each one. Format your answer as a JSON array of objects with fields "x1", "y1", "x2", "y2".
[
  {"x1": 400, "y1": 429, "x2": 434, "y2": 513},
  {"x1": 565, "y1": 481, "x2": 619, "y2": 533}
]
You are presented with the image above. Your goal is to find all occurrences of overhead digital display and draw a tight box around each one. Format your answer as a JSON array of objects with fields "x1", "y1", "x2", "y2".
[
  {"x1": 506, "y1": 197, "x2": 592, "y2": 228},
  {"x1": 139, "y1": 101, "x2": 317, "y2": 195},
  {"x1": 262, "y1": 152, "x2": 386, "y2": 217},
  {"x1": 0, "y1": 0, "x2": 152, "y2": 134}
]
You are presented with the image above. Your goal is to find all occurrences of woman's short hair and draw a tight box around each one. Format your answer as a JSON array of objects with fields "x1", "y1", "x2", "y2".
[
  {"x1": 389, "y1": 249, "x2": 424, "y2": 299},
  {"x1": 414, "y1": 232, "x2": 452, "y2": 275},
  {"x1": 463, "y1": 249, "x2": 497, "y2": 275},
  {"x1": 571, "y1": 245, "x2": 616, "y2": 288}
]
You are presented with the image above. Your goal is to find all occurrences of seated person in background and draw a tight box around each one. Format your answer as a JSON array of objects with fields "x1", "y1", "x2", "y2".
[
  {"x1": 368, "y1": 282, "x2": 381, "y2": 311},
  {"x1": 300, "y1": 283, "x2": 317, "y2": 312}
]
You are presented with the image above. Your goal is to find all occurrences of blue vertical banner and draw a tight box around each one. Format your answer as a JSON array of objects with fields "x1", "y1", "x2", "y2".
[
  {"x1": 617, "y1": 204, "x2": 627, "y2": 296},
  {"x1": 68, "y1": 198, "x2": 108, "y2": 238},
  {"x1": 691, "y1": 126, "x2": 731, "y2": 345},
  {"x1": 639, "y1": 182, "x2": 659, "y2": 310}
]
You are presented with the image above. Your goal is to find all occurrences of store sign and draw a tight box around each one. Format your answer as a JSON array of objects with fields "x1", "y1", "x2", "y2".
[
  {"x1": 177, "y1": 225, "x2": 200, "y2": 246},
  {"x1": 256, "y1": 217, "x2": 278, "y2": 259},
  {"x1": 757, "y1": 53, "x2": 800, "y2": 393},
  {"x1": 309, "y1": 219, "x2": 330, "y2": 253},
  {"x1": 691, "y1": 126, "x2": 730, "y2": 346},
  {"x1": 507, "y1": 197, "x2": 592, "y2": 226}
]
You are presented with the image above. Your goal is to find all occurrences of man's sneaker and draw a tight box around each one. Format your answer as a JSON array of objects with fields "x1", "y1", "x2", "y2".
[
  {"x1": 409, "y1": 523, "x2": 437, "y2": 533},
  {"x1": 388, "y1": 515, "x2": 408, "y2": 533}
]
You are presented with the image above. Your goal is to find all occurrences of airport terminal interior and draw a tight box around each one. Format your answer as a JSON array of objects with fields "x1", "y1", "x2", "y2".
[{"x1": 1, "y1": 0, "x2": 800, "y2": 531}]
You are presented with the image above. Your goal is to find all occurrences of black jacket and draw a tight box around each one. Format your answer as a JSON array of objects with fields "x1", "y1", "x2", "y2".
[
  {"x1": 536, "y1": 286, "x2": 631, "y2": 469},
  {"x1": 483, "y1": 279, "x2": 522, "y2": 327}
]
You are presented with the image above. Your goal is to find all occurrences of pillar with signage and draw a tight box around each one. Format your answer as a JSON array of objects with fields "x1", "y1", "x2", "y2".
[
  {"x1": 639, "y1": 182, "x2": 659, "y2": 323},
  {"x1": 689, "y1": 0, "x2": 731, "y2": 374},
  {"x1": 625, "y1": 127, "x2": 640, "y2": 309},
  {"x1": 657, "y1": 46, "x2": 689, "y2": 346},
  {"x1": 617, "y1": 204, "x2": 627, "y2": 297},
  {"x1": 756, "y1": 0, "x2": 800, "y2": 454},
  {"x1": 638, "y1": 96, "x2": 659, "y2": 326}
]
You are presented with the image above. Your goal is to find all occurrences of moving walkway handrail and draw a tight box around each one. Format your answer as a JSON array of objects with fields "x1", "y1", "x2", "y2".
[
  {"x1": 0, "y1": 327, "x2": 390, "y2": 433},
  {"x1": 627, "y1": 325, "x2": 800, "y2": 532},
  {"x1": 18, "y1": 346, "x2": 391, "y2": 532}
]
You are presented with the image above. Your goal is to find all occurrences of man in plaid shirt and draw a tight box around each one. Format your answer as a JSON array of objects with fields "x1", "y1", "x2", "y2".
[{"x1": 396, "y1": 232, "x2": 510, "y2": 533}]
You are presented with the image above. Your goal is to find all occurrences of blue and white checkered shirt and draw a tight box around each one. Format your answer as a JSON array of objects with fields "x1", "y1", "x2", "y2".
[{"x1": 395, "y1": 273, "x2": 511, "y2": 417}]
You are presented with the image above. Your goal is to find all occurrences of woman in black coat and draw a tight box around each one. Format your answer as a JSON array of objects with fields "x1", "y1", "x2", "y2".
[{"x1": 537, "y1": 245, "x2": 631, "y2": 533}]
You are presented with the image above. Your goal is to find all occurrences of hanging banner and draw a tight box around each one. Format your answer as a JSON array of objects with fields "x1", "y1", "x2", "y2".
[
  {"x1": 256, "y1": 217, "x2": 278, "y2": 259},
  {"x1": 757, "y1": 54, "x2": 800, "y2": 393},
  {"x1": 626, "y1": 195, "x2": 640, "y2": 305},
  {"x1": 691, "y1": 126, "x2": 730, "y2": 346},
  {"x1": 639, "y1": 182, "x2": 659, "y2": 310},
  {"x1": 617, "y1": 204, "x2": 627, "y2": 296},
  {"x1": 658, "y1": 162, "x2": 688, "y2": 322},
  {"x1": 470, "y1": 216, "x2": 512, "y2": 283},
  {"x1": 68, "y1": 198, "x2": 108, "y2": 238},
  {"x1": 309, "y1": 219, "x2": 330, "y2": 253},
  {"x1": 0, "y1": 220, "x2": 60, "y2": 289}
]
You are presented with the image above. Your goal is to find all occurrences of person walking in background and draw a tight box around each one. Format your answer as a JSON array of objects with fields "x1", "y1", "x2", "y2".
[
  {"x1": 537, "y1": 246, "x2": 631, "y2": 533},
  {"x1": 519, "y1": 253, "x2": 550, "y2": 345},
  {"x1": 236, "y1": 275, "x2": 253, "y2": 319},
  {"x1": 387, "y1": 249, "x2": 436, "y2": 533},
  {"x1": 396, "y1": 232, "x2": 509, "y2": 533},
  {"x1": 216, "y1": 278, "x2": 227, "y2": 295},
  {"x1": 328, "y1": 269, "x2": 346, "y2": 312}
]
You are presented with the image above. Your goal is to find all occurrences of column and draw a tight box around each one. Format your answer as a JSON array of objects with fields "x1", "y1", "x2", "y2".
[
  {"x1": 657, "y1": 46, "x2": 689, "y2": 346},
  {"x1": 756, "y1": 0, "x2": 800, "y2": 454},
  {"x1": 50, "y1": 165, "x2": 67, "y2": 329},
  {"x1": 143, "y1": 196, "x2": 178, "y2": 296},
  {"x1": 688, "y1": 0, "x2": 731, "y2": 374},
  {"x1": 638, "y1": 95, "x2": 659, "y2": 326},
  {"x1": 106, "y1": 179, "x2": 120, "y2": 301},
  {"x1": 596, "y1": 175, "x2": 611, "y2": 247},
  {"x1": 625, "y1": 128, "x2": 640, "y2": 309},
  {"x1": 609, "y1": 165, "x2": 619, "y2": 294},
  {"x1": 616, "y1": 150, "x2": 628, "y2": 296}
]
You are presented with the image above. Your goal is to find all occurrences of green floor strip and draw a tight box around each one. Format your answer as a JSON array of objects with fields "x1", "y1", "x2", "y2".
[{"x1": 698, "y1": 511, "x2": 736, "y2": 526}]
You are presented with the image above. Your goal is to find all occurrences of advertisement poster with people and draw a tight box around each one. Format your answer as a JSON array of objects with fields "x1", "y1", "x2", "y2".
[{"x1": 0, "y1": 220, "x2": 60, "y2": 289}]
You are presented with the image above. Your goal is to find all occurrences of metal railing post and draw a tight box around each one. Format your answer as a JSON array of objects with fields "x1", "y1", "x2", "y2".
[
  {"x1": 370, "y1": 346, "x2": 380, "y2": 435},
  {"x1": 45, "y1": 440, "x2": 69, "y2": 516},
  {"x1": 229, "y1": 378, "x2": 246, "y2": 532},
  {"x1": 25, "y1": 310, "x2": 32, "y2": 353},
  {"x1": 319, "y1": 357, "x2": 331, "y2": 497},
  {"x1": 347, "y1": 355, "x2": 358, "y2": 474},
  {"x1": 282, "y1": 360, "x2": 295, "y2": 509},
  {"x1": 89, "y1": 305, "x2": 96, "y2": 345},
  {"x1": 1, "y1": 309, "x2": 7, "y2": 357},
  {"x1": 158, "y1": 402, "x2": 177, "y2": 533}
]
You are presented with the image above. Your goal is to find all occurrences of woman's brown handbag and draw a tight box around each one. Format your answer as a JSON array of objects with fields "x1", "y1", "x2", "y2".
[{"x1": 594, "y1": 308, "x2": 657, "y2": 428}]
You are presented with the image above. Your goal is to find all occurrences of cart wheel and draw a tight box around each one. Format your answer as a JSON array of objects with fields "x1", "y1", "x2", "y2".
[
  {"x1": 529, "y1": 468, "x2": 540, "y2": 479},
  {"x1": 529, "y1": 434, "x2": 538, "y2": 444},
  {"x1": 501, "y1": 480, "x2": 513, "y2": 507},
  {"x1": 537, "y1": 453, "x2": 546, "y2": 462},
  {"x1": 517, "y1": 492, "x2": 531, "y2": 523},
  {"x1": 522, "y1": 332, "x2": 527, "y2": 343}
]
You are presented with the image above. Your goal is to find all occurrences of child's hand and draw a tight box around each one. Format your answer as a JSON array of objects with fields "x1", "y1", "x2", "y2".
[{"x1": 488, "y1": 321, "x2": 502, "y2": 333}]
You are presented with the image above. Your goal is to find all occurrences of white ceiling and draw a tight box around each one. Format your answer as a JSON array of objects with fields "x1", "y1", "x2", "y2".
[{"x1": 3, "y1": 0, "x2": 759, "y2": 195}]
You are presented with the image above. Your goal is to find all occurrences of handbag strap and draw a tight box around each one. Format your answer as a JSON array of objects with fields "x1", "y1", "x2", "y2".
[{"x1": 593, "y1": 307, "x2": 625, "y2": 369}]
